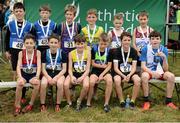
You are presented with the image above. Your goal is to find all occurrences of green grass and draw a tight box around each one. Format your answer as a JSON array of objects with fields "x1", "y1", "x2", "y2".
[{"x1": 0, "y1": 54, "x2": 179, "y2": 122}]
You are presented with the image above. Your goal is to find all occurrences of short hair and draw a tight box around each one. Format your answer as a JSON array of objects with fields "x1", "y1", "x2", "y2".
[
  {"x1": 48, "y1": 33, "x2": 60, "y2": 42},
  {"x1": 39, "y1": 4, "x2": 51, "y2": 12},
  {"x1": 13, "y1": 2, "x2": 25, "y2": 11},
  {"x1": 149, "y1": 31, "x2": 162, "y2": 39},
  {"x1": 64, "y1": 4, "x2": 77, "y2": 16},
  {"x1": 74, "y1": 34, "x2": 86, "y2": 43},
  {"x1": 99, "y1": 32, "x2": 110, "y2": 42},
  {"x1": 87, "y1": 8, "x2": 97, "y2": 17},
  {"x1": 120, "y1": 32, "x2": 132, "y2": 41},
  {"x1": 114, "y1": 13, "x2": 124, "y2": 20},
  {"x1": 138, "y1": 10, "x2": 149, "y2": 18},
  {"x1": 24, "y1": 34, "x2": 35, "y2": 42}
]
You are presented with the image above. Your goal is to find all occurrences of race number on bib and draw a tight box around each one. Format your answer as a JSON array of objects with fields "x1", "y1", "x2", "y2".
[
  {"x1": 111, "y1": 41, "x2": 121, "y2": 48},
  {"x1": 74, "y1": 62, "x2": 86, "y2": 73},
  {"x1": 12, "y1": 42, "x2": 24, "y2": 49},
  {"x1": 64, "y1": 41, "x2": 75, "y2": 48},
  {"x1": 120, "y1": 63, "x2": 131, "y2": 73},
  {"x1": 38, "y1": 39, "x2": 48, "y2": 46}
]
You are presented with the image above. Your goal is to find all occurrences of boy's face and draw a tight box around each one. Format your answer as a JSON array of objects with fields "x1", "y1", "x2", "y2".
[
  {"x1": 86, "y1": 14, "x2": 97, "y2": 25},
  {"x1": 113, "y1": 18, "x2": 123, "y2": 30},
  {"x1": 40, "y1": 10, "x2": 51, "y2": 22},
  {"x1": 150, "y1": 36, "x2": 161, "y2": 48},
  {"x1": 14, "y1": 8, "x2": 25, "y2": 21},
  {"x1": 121, "y1": 36, "x2": 131, "y2": 48},
  {"x1": 24, "y1": 39, "x2": 35, "y2": 50},
  {"x1": 75, "y1": 42, "x2": 85, "y2": 52},
  {"x1": 65, "y1": 11, "x2": 75, "y2": 23},
  {"x1": 48, "y1": 38, "x2": 59, "y2": 50},
  {"x1": 138, "y1": 15, "x2": 148, "y2": 27},
  {"x1": 99, "y1": 40, "x2": 109, "y2": 50}
]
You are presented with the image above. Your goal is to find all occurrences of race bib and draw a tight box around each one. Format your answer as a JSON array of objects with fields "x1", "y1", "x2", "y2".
[
  {"x1": 136, "y1": 38, "x2": 149, "y2": 50},
  {"x1": 12, "y1": 39, "x2": 24, "y2": 49},
  {"x1": 22, "y1": 67, "x2": 36, "y2": 74},
  {"x1": 46, "y1": 64, "x2": 62, "y2": 71},
  {"x1": 111, "y1": 41, "x2": 121, "y2": 48},
  {"x1": 120, "y1": 63, "x2": 132, "y2": 73},
  {"x1": 38, "y1": 39, "x2": 48, "y2": 46},
  {"x1": 74, "y1": 62, "x2": 86, "y2": 73},
  {"x1": 64, "y1": 41, "x2": 75, "y2": 48}
]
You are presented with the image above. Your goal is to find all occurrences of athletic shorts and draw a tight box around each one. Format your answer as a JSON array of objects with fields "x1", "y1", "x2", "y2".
[
  {"x1": 148, "y1": 73, "x2": 164, "y2": 80},
  {"x1": 9, "y1": 48, "x2": 21, "y2": 71},
  {"x1": 73, "y1": 72, "x2": 83, "y2": 78},
  {"x1": 46, "y1": 70, "x2": 60, "y2": 78},
  {"x1": 21, "y1": 70, "x2": 36, "y2": 83}
]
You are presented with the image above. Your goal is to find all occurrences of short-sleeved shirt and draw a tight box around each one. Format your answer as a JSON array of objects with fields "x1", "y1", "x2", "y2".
[
  {"x1": 113, "y1": 47, "x2": 137, "y2": 75},
  {"x1": 139, "y1": 45, "x2": 168, "y2": 71},
  {"x1": 91, "y1": 45, "x2": 111, "y2": 75}
]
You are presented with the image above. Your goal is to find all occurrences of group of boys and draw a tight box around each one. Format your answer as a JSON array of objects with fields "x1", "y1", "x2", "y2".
[{"x1": 4, "y1": 2, "x2": 178, "y2": 116}]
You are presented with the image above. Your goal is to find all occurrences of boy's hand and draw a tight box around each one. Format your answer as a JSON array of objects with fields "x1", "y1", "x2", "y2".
[
  {"x1": 29, "y1": 77, "x2": 39, "y2": 85},
  {"x1": 101, "y1": 64, "x2": 107, "y2": 69},
  {"x1": 98, "y1": 74, "x2": 104, "y2": 82},
  {"x1": 152, "y1": 71, "x2": 162, "y2": 79},
  {"x1": 17, "y1": 77, "x2": 26, "y2": 86},
  {"x1": 157, "y1": 52, "x2": 166, "y2": 59},
  {"x1": 5, "y1": 51, "x2": 11, "y2": 60},
  {"x1": 53, "y1": 75, "x2": 59, "y2": 82},
  {"x1": 77, "y1": 76, "x2": 84, "y2": 84},
  {"x1": 71, "y1": 76, "x2": 77, "y2": 84}
]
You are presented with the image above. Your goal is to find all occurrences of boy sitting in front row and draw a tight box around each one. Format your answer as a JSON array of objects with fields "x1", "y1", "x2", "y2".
[
  {"x1": 86, "y1": 33, "x2": 113, "y2": 113},
  {"x1": 140, "y1": 31, "x2": 178, "y2": 110},
  {"x1": 40, "y1": 34, "x2": 67, "y2": 112},
  {"x1": 64, "y1": 34, "x2": 91, "y2": 111}
]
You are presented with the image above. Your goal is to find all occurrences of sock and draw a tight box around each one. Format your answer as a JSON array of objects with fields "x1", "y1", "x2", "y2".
[
  {"x1": 144, "y1": 96, "x2": 149, "y2": 102},
  {"x1": 165, "y1": 97, "x2": 172, "y2": 104}
]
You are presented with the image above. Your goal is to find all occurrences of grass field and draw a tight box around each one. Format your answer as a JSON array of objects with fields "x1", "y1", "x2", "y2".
[{"x1": 0, "y1": 54, "x2": 179, "y2": 122}]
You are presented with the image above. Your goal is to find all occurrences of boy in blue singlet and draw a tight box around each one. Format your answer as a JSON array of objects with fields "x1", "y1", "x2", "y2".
[
  {"x1": 40, "y1": 34, "x2": 67, "y2": 112},
  {"x1": 34, "y1": 4, "x2": 57, "y2": 53},
  {"x1": 140, "y1": 31, "x2": 178, "y2": 110}
]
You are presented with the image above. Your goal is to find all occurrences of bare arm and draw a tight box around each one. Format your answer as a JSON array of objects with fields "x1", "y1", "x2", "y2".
[
  {"x1": 16, "y1": 51, "x2": 23, "y2": 78},
  {"x1": 36, "y1": 50, "x2": 41, "y2": 78},
  {"x1": 100, "y1": 62, "x2": 112, "y2": 77},
  {"x1": 113, "y1": 60, "x2": 126, "y2": 78}
]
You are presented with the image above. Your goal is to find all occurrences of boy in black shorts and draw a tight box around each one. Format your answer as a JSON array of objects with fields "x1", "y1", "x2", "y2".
[
  {"x1": 113, "y1": 32, "x2": 141, "y2": 109},
  {"x1": 86, "y1": 33, "x2": 112, "y2": 112}
]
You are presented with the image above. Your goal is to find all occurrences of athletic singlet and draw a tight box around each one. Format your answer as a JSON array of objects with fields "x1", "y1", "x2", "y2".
[
  {"x1": 21, "y1": 49, "x2": 37, "y2": 74},
  {"x1": 61, "y1": 22, "x2": 78, "y2": 53},
  {"x1": 135, "y1": 27, "x2": 151, "y2": 50},
  {"x1": 110, "y1": 30, "x2": 121, "y2": 49},
  {"x1": 34, "y1": 20, "x2": 56, "y2": 47},
  {"x1": 45, "y1": 48, "x2": 62, "y2": 71},
  {"x1": 81, "y1": 26, "x2": 103, "y2": 47},
  {"x1": 9, "y1": 20, "x2": 32, "y2": 49},
  {"x1": 93, "y1": 44, "x2": 109, "y2": 64},
  {"x1": 71, "y1": 49, "x2": 88, "y2": 73}
]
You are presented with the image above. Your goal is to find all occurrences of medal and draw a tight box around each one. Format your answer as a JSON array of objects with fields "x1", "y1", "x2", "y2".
[
  {"x1": 87, "y1": 24, "x2": 96, "y2": 44},
  {"x1": 15, "y1": 19, "x2": 26, "y2": 39},
  {"x1": 40, "y1": 19, "x2": 51, "y2": 38},
  {"x1": 121, "y1": 47, "x2": 131, "y2": 72},
  {"x1": 49, "y1": 49, "x2": 59, "y2": 72},
  {"x1": 98, "y1": 46, "x2": 107, "y2": 65},
  {"x1": 76, "y1": 50, "x2": 84, "y2": 72},
  {"x1": 26, "y1": 50, "x2": 34, "y2": 74},
  {"x1": 139, "y1": 26, "x2": 149, "y2": 40},
  {"x1": 66, "y1": 21, "x2": 75, "y2": 40}
]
